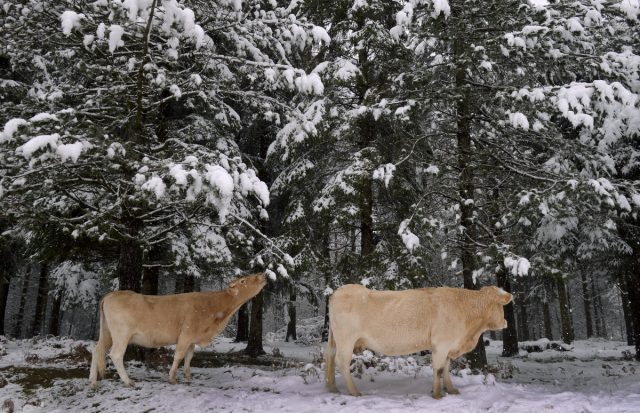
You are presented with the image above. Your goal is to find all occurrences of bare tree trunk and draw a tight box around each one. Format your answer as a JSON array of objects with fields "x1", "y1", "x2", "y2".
[
  {"x1": 0, "y1": 272, "x2": 10, "y2": 336},
  {"x1": 592, "y1": 276, "x2": 607, "y2": 338},
  {"x1": 48, "y1": 293, "x2": 62, "y2": 336},
  {"x1": 543, "y1": 298, "x2": 553, "y2": 340},
  {"x1": 31, "y1": 263, "x2": 49, "y2": 337},
  {"x1": 285, "y1": 286, "x2": 297, "y2": 342},
  {"x1": 14, "y1": 266, "x2": 32, "y2": 338},
  {"x1": 184, "y1": 274, "x2": 196, "y2": 293},
  {"x1": 556, "y1": 277, "x2": 574, "y2": 344},
  {"x1": 621, "y1": 279, "x2": 634, "y2": 345},
  {"x1": 590, "y1": 276, "x2": 602, "y2": 337},
  {"x1": 117, "y1": 238, "x2": 143, "y2": 292},
  {"x1": 518, "y1": 297, "x2": 530, "y2": 342},
  {"x1": 141, "y1": 266, "x2": 159, "y2": 295},
  {"x1": 580, "y1": 270, "x2": 593, "y2": 338},
  {"x1": 244, "y1": 290, "x2": 265, "y2": 357},
  {"x1": 234, "y1": 302, "x2": 249, "y2": 342},
  {"x1": 497, "y1": 267, "x2": 518, "y2": 356}
]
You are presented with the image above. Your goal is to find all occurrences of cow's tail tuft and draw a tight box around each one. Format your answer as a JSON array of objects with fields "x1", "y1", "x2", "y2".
[
  {"x1": 89, "y1": 297, "x2": 112, "y2": 388},
  {"x1": 325, "y1": 323, "x2": 338, "y2": 392}
]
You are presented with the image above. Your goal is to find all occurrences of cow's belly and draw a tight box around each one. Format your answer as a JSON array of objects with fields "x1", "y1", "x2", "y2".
[
  {"x1": 361, "y1": 332, "x2": 431, "y2": 356},
  {"x1": 130, "y1": 330, "x2": 179, "y2": 348}
]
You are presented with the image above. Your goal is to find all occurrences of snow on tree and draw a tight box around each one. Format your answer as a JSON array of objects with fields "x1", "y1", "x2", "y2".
[{"x1": 0, "y1": 0, "x2": 329, "y2": 291}]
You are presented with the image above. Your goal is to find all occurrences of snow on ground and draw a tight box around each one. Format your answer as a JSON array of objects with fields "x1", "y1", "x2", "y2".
[{"x1": 0, "y1": 334, "x2": 639, "y2": 413}]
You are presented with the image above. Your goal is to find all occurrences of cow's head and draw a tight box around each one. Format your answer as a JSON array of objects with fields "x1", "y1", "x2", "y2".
[
  {"x1": 480, "y1": 286, "x2": 512, "y2": 330},
  {"x1": 228, "y1": 273, "x2": 267, "y2": 298}
]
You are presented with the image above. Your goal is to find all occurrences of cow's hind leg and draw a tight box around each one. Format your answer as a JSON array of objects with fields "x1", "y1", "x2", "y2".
[
  {"x1": 109, "y1": 335, "x2": 134, "y2": 387},
  {"x1": 443, "y1": 358, "x2": 459, "y2": 395},
  {"x1": 169, "y1": 339, "x2": 191, "y2": 384},
  {"x1": 335, "y1": 339, "x2": 361, "y2": 397},
  {"x1": 325, "y1": 327, "x2": 339, "y2": 393},
  {"x1": 183, "y1": 344, "x2": 196, "y2": 382},
  {"x1": 430, "y1": 350, "x2": 447, "y2": 399}
]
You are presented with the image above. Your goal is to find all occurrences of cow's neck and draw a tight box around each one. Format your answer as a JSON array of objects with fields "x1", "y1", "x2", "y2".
[
  {"x1": 463, "y1": 296, "x2": 492, "y2": 344},
  {"x1": 204, "y1": 290, "x2": 252, "y2": 319}
]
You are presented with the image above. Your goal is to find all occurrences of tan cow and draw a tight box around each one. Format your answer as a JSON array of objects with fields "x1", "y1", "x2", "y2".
[
  {"x1": 89, "y1": 273, "x2": 266, "y2": 388},
  {"x1": 325, "y1": 284, "x2": 512, "y2": 399}
]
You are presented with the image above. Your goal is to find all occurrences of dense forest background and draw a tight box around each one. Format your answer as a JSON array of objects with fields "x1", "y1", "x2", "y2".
[{"x1": 1, "y1": 0, "x2": 639, "y2": 366}]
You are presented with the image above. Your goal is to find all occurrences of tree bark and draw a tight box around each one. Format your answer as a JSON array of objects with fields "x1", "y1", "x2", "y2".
[
  {"x1": 621, "y1": 278, "x2": 634, "y2": 345},
  {"x1": 234, "y1": 302, "x2": 250, "y2": 342},
  {"x1": 556, "y1": 277, "x2": 574, "y2": 344},
  {"x1": 141, "y1": 266, "x2": 159, "y2": 295},
  {"x1": 0, "y1": 272, "x2": 10, "y2": 336},
  {"x1": 285, "y1": 286, "x2": 297, "y2": 342},
  {"x1": 543, "y1": 298, "x2": 553, "y2": 340},
  {"x1": 244, "y1": 290, "x2": 266, "y2": 357},
  {"x1": 117, "y1": 238, "x2": 143, "y2": 292},
  {"x1": 31, "y1": 263, "x2": 49, "y2": 337},
  {"x1": 48, "y1": 293, "x2": 62, "y2": 336},
  {"x1": 592, "y1": 276, "x2": 607, "y2": 338},
  {"x1": 590, "y1": 275, "x2": 602, "y2": 337},
  {"x1": 497, "y1": 267, "x2": 519, "y2": 356},
  {"x1": 629, "y1": 275, "x2": 640, "y2": 359},
  {"x1": 580, "y1": 270, "x2": 593, "y2": 338},
  {"x1": 517, "y1": 280, "x2": 531, "y2": 341},
  {"x1": 14, "y1": 266, "x2": 32, "y2": 338}
]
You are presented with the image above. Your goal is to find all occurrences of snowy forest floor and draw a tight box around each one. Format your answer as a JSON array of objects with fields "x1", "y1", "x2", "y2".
[{"x1": 1, "y1": 335, "x2": 639, "y2": 413}]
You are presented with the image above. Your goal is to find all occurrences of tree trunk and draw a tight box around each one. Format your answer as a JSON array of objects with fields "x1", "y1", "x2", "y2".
[
  {"x1": 629, "y1": 274, "x2": 640, "y2": 359},
  {"x1": 285, "y1": 286, "x2": 297, "y2": 342},
  {"x1": 580, "y1": 270, "x2": 593, "y2": 338},
  {"x1": 590, "y1": 275, "x2": 602, "y2": 337},
  {"x1": 556, "y1": 276, "x2": 574, "y2": 344},
  {"x1": 183, "y1": 274, "x2": 196, "y2": 293},
  {"x1": 141, "y1": 266, "x2": 159, "y2": 295},
  {"x1": 497, "y1": 267, "x2": 519, "y2": 356},
  {"x1": 543, "y1": 298, "x2": 553, "y2": 340},
  {"x1": 117, "y1": 238, "x2": 143, "y2": 292},
  {"x1": 592, "y1": 276, "x2": 607, "y2": 338},
  {"x1": 0, "y1": 272, "x2": 10, "y2": 336},
  {"x1": 14, "y1": 266, "x2": 32, "y2": 338},
  {"x1": 621, "y1": 278, "x2": 634, "y2": 345},
  {"x1": 234, "y1": 302, "x2": 250, "y2": 342},
  {"x1": 516, "y1": 280, "x2": 531, "y2": 341},
  {"x1": 48, "y1": 293, "x2": 62, "y2": 336},
  {"x1": 360, "y1": 176, "x2": 374, "y2": 258},
  {"x1": 244, "y1": 290, "x2": 265, "y2": 357},
  {"x1": 31, "y1": 263, "x2": 49, "y2": 337}
]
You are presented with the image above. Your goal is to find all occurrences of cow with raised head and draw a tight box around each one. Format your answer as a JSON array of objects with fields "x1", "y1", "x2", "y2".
[
  {"x1": 325, "y1": 284, "x2": 512, "y2": 399},
  {"x1": 89, "y1": 273, "x2": 266, "y2": 388}
]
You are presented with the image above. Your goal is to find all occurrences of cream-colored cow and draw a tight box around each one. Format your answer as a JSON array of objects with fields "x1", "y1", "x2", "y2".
[
  {"x1": 325, "y1": 284, "x2": 512, "y2": 399},
  {"x1": 89, "y1": 273, "x2": 266, "y2": 388}
]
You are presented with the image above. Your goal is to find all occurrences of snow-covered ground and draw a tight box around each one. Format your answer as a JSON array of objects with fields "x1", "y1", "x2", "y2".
[{"x1": 0, "y1": 334, "x2": 639, "y2": 413}]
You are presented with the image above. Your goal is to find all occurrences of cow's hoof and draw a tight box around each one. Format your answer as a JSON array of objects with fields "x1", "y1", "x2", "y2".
[
  {"x1": 447, "y1": 388, "x2": 460, "y2": 395},
  {"x1": 326, "y1": 384, "x2": 339, "y2": 393},
  {"x1": 432, "y1": 392, "x2": 443, "y2": 400},
  {"x1": 169, "y1": 378, "x2": 177, "y2": 385},
  {"x1": 350, "y1": 392, "x2": 362, "y2": 397},
  {"x1": 90, "y1": 383, "x2": 99, "y2": 390},
  {"x1": 126, "y1": 381, "x2": 136, "y2": 388}
]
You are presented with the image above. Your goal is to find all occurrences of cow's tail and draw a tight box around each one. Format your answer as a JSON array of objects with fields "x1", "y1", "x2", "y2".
[
  {"x1": 89, "y1": 297, "x2": 112, "y2": 388},
  {"x1": 325, "y1": 323, "x2": 338, "y2": 392}
]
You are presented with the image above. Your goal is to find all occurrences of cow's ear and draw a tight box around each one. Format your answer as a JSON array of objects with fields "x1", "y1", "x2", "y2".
[{"x1": 496, "y1": 290, "x2": 512, "y2": 305}]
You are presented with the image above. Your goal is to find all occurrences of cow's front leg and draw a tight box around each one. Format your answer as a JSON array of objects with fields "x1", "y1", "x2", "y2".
[
  {"x1": 443, "y1": 358, "x2": 459, "y2": 395},
  {"x1": 431, "y1": 350, "x2": 447, "y2": 399},
  {"x1": 169, "y1": 339, "x2": 191, "y2": 384}
]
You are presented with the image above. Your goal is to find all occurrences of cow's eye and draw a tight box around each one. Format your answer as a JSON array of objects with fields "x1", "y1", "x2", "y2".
[{"x1": 241, "y1": 280, "x2": 246, "y2": 284}]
